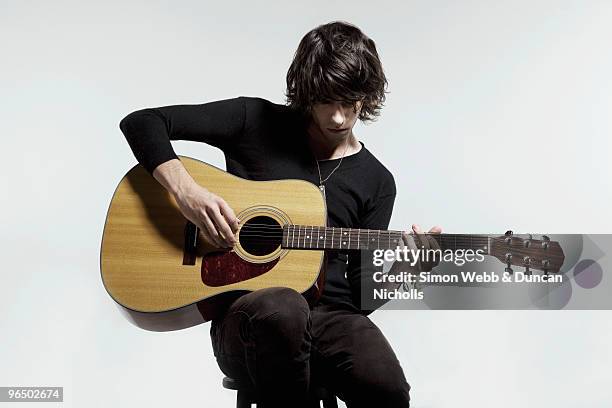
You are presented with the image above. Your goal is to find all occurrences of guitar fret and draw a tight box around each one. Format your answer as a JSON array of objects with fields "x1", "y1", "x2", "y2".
[
  {"x1": 323, "y1": 226, "x2": 327, "y2": 249},
  {"x1": 347, "y1": 227, "x2": 350, "y2": 249},
  {"x1": 309, "y1": 226, "x2": 313, "y2": 249}
]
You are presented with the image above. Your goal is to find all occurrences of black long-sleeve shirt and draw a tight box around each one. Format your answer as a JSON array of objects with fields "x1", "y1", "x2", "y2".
[{"x1": 119, "y1": 96, "x2": 396, "y2": 310}]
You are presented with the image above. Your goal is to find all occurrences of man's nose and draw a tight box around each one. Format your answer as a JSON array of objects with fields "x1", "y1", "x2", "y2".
[{"x1": 331, "y1": 106, "x2": 345, "y2": 126}]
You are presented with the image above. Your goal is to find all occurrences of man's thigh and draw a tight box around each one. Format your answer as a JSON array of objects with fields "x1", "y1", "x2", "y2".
[
  {"x1": 310, "y1": 304, "x2": 411, "y2": 407},
  {"x1": 210, "y1": 287, "x2": 311, "y2": 384}
]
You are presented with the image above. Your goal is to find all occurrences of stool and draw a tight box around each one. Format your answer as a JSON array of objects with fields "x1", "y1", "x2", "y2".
[{"x1": 222, "y1": 376, "x2": 338, "y2": 408}]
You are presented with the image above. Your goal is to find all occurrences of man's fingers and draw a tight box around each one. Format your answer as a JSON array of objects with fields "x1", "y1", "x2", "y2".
[
  {"x1": 218, "y1": 200, "x2": 240, "y2": 233},
  {"x1": 428, "y1": 236, "x2": 441, "y2": 252},
  {"x1": 428, "y1": 225, "x2": 442, "y2": 234},
  {"x1": 427, "y1": 228, "x2": 441, "y2": 251},
  {"x1": 412, "y1": 224, "x2": 430, "y2": 251},
  {"x1": 200, "y1": 216, "x2": 226, "y2": 248},
  {"x1": 208, "y1": 207, "x2": 236, "y2": 247},
  {"x1": 405, "y1": 224, "x2": 444, "y2": 271},
  {"x1": 427, "y1": 226, "x2": 442, "y2": 264},
  {"x1": 198, "y1": 227, "x2": 216, "y2": 248},
  {"x1": 401, "y1": 231, "x2": 418, "y2": 252}
]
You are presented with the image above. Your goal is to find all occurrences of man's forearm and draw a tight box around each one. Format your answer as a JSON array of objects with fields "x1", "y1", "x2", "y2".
[{"x1": 152, "y1": 159, "x2": 197, "y2": 197}]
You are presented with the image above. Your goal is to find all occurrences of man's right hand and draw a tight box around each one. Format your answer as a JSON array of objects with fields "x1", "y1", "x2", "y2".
[
  {"x1": 174, "y1": 183, "x2": 240, "y2": 249},
  {"x1": 152, "y1": 159, "x2": 239, "y2": 249}
]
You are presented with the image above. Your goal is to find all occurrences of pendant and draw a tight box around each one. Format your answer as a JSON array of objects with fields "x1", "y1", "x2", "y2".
[{"x1": 319, "y1": 184, "x2": 326, "y2": 198}]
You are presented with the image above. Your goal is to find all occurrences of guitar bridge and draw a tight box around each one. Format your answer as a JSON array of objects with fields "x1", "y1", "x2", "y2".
[{"x1": 183, "y1": 221, "x2": 198, "y2": 265}]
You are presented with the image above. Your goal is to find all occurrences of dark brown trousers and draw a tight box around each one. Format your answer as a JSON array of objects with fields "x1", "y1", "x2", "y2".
[{"x1": 210, "y1": 287, "x2": 411, "y2": 407}]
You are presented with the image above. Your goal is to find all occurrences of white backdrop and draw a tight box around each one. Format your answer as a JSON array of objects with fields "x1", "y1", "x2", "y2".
[{"x1": 1, "y1": 1, "x2": 611, "y2": 407}]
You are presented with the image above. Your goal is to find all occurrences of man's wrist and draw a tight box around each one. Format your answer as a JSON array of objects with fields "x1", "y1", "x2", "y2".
[
  {"x1": 153, "y1": 159, "x2": 197, "y2": 197},
  {"x1": 171, "y1": 174, "x2": 197, "y2": 198}
]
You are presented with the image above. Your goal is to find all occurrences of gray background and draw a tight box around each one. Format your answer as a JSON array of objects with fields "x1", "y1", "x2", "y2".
[{"x1": 1, "y1": 1, "x2": 611, "y2": 407}]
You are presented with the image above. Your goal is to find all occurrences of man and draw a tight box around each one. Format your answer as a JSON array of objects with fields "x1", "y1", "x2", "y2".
[{"x1": 120, "y1": 21, "x2": 440, "y2": 408}]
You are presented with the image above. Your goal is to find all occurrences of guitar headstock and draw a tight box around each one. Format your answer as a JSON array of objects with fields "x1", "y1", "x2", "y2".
[{"x1": 490, "y1": 231, "x2": 565, "y2": 274}]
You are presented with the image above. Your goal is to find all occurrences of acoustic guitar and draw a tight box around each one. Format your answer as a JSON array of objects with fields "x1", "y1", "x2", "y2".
[{"x1": 100, "y1": 156, "x2": 565, "y2": 331}]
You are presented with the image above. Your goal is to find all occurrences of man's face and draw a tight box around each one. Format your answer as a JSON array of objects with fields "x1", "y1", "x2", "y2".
[{"x1": 309, "y1": 100, "x2": 363, "y2": 142}]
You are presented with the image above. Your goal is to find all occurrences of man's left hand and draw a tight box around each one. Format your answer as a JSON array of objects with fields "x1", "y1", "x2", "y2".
[{"x1": 401, "y1": 224, "x2": 443, "y2": 272}]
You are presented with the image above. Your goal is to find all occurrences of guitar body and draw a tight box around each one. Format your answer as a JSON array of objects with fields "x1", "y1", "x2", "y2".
[{"x1": 100, "y1": 156, "x2": 327, "y2": 331}]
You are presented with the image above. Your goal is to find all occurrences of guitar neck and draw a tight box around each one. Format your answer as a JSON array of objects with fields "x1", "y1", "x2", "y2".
[{"x1": 282, "y1": 225, "x2": 490, "y2": 252}]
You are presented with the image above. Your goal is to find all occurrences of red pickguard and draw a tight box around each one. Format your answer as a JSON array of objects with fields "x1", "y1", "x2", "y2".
[{"x1": 201, "y1": 251, "x2": 279, "y2": 287}]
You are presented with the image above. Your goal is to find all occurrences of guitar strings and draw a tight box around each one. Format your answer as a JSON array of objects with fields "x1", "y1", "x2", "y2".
[
  {"x1": 236, "y1": 225, "x2": 494, "y2": 240},
  {"x1": 210, "y1": 222, "x2": 531, "y2": 247},
  {"x1": 237, "y1": 227, "x2": 495, "y2": 241},
  {"x1": 229, "y1": 231, "x2": 495, "y2": 248},
  {"x1": 237, "y1": 223, "x2": 495, "y2": 238},
  {"x1": 236, "y1": 222, "x2": 508, "y2": 237},
  {"x1": 237, "y1": 229, "x2": 490, "y2": 240}
]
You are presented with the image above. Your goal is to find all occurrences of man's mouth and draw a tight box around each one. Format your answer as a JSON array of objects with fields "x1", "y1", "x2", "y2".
[{"x1": 328, "y1": 128, "x2": 349, "y2": 133}]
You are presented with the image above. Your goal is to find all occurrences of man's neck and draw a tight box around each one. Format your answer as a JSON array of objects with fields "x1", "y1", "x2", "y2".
[{"x1": 306, "y1": 121, "x2": 361, "y2": 160}]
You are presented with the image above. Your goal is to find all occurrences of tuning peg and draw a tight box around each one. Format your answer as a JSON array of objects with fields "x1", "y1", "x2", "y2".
[
  {"x1": 542, "y1": 260, "x2": 550, "y2": 274},
  {"x1": 505, "y1": 253, "x2": 514, "y2": 274},
  {"x1": 542, "y1": 235, "x2": 550, "y2": 249},
  {"x1": 505, "y1": 230, "x2": 513, "y2": 236},
  {"x1": 524, "y1": 234, "x2": 532, "y2": 248},
  {"x1": 505, "y1": 230, "x2": 513, "y2": 244},
  {"x1": 524, "y1": 256, "x2": 532, "y2": 275},
  {"x1": 542, "y1": 235, "x2": 550, "y2": 241}
]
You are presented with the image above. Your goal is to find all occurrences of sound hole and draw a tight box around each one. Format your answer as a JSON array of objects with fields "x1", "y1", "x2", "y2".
[{"x1": 239, "y1": 216, "x2": 282, "y2": 256}]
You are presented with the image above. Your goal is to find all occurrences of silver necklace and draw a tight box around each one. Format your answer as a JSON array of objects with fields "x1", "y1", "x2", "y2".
[{"x1": 313, "y1": 140, "x2": 351, "y2": 197}]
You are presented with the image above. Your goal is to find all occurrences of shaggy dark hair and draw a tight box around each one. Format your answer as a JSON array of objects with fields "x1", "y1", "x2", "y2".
[{"x1": 285, "y1": 21, "x2": 388, "y2": 122}]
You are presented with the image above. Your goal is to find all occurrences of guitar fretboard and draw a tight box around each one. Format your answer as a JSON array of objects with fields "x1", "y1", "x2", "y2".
[{"x1": 282, "y1": 225, "x2": 490, "y2": 251}]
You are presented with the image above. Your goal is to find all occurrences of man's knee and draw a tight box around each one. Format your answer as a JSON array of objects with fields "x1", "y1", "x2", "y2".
[
  {"x1": 252, "y1": 287, "x2": 309, "y2": 315},
  {"x1": 248, "y1": 287, "x2": 311, "y2": 347},
  {"x1": 372, "y1": 376, "x2": 411, "y2": 406},
  {"x1": 346, "y1": 377, "x2": 411, "y2": 407},
  {"x1": 345, "y1": 359, "x2": 411, "y2": 406}
]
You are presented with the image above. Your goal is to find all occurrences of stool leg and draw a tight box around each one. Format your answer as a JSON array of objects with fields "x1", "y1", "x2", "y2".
[{"x1": 237, "y1": 389, "x2": 252, "y2": 408}]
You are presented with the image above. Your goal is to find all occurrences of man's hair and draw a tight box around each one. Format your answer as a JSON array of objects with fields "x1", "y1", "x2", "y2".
[{"x1": 285, "y1": 21, "x2": 388, "y2": 122}]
